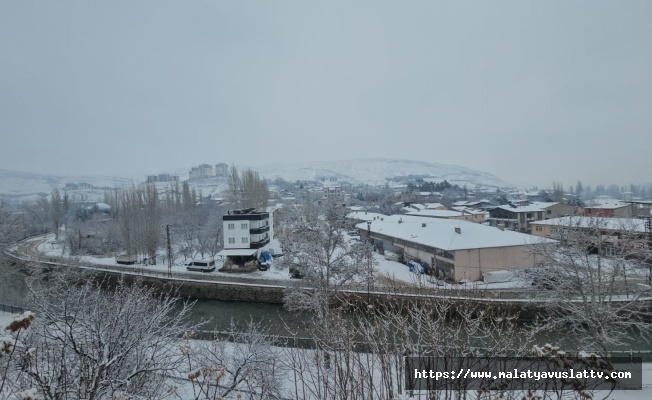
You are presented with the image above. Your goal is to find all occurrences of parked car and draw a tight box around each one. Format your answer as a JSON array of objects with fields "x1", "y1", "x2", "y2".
[
  {"x1": 259, "y1": 251, "x2": 273, "y2": 271},
  {"x1": 186, "y1": 259, "x2": 216, "y2": 272},
  {"x1": 289, "y1": 267, "x2": 304, "y2": 279}
]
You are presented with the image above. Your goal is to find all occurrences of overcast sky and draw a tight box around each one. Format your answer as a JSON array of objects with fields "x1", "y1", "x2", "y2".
[{"x1": 1, "y1": 0, "x2": 650, "y2": 188}]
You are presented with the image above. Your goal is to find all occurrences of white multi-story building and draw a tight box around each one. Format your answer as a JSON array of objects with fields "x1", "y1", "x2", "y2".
[
  {"x1": 215, "y1": 163, "x2": 229, "y2": 177},
  {"x1": 222, "y1": 208, "x2": 271, "y2": 249},
  {"x1": 189, "y1": 164, "x2": 214, "y2": 180}
]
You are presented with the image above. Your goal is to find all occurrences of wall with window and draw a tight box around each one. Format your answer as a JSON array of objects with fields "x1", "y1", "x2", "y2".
[{"x1": 223, "y1": 219, "x2": 251, "y2": 249}]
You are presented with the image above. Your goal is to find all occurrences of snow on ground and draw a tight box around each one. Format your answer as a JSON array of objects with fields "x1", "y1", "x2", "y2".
[
  {"x1": 3, "y1": 308, "x2": 652, "y2": 400},
  {"x1": 33, "y1": 233, "x2": 543, "y2": 290},
  {"x1": 35, "y1": 236, "x2": 295, "y2": 281}
]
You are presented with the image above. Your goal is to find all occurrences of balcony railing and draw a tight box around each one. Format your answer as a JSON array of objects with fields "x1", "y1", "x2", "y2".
[
  {"x1": 250, "y1": 238, "x2": 270, "y2": 249},
  {"x1": 250, "y1": 225, "x2": 270, "y2": 234}
]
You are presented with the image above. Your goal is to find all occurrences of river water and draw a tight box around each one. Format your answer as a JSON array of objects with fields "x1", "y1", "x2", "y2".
[
  {"x1": 1, "y1": 261, "x2": 650, "y2": 352},
  {"x1": 0, "y1": 261, "x2": 307, "y2": 335}
]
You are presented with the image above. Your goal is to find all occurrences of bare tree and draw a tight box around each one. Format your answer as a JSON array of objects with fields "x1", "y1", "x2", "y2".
[
  {"x1": 140, "y1": 183, "x2": 162, "y2": 264},
  {"x1": 225, "y1": 164, "x2": 242, "y2": 208},
  {"x1": 279, "y1": 200, "x2": 373, "y2": 316},
  {"x1": 49, "y1": 189, "x2": 63, "y2": 239},
  {"x1": 180, "y1": 319, "x2": 286, "y2": 399},
  {"x1": 225, "y1": 165, "x2": 269, "y2": 210},
  {"x1": 529, "y1": 215, "x2": 652, "y2": 356},
  {"x1": 9, "y1": 271, "x2": 199, "y2": 399},
  {"x1": 279, "y1": 294, "x2": 540, "y2": 400}
]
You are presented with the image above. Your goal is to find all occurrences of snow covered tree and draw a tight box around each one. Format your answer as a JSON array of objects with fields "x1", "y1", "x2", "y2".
[
  {"x1": 278, "y1": 199, "x2": 374, "y2": 316},
  {"x1": 180, "y1": 319, "x2": 286, "y2": 399},
  {"x1": 225, "y1": 165, "x2": 269, "y2": 211},
  {"x1": 529, "y1": 215, "x2": 652, "y2": 356},
  {"x1": 10, "y1": 271, "x2": 199, "y2": 399}
]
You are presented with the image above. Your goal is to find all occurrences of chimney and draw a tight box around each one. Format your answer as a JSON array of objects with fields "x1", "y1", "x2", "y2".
[
  {"x1": 455, "y1": 227, "x2": 461, "y2": 234},
  {"x1": 422, "y1": 223, "x2": 426, "y2": 228}
]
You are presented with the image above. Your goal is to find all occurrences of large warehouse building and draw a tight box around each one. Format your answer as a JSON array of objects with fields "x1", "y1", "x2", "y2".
[{"x1": 356, "y1": 214, "x2": 555, "y2": 281}]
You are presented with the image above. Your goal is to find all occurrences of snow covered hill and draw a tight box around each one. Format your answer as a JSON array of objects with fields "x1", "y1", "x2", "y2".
[
  {"x1": 0, "y1": 158, "x2": 509, "y2": 200},
  {"x1": 0, "y1": 169, "x2": 133, "y2": 197},
  {"x1": 256, "y1": 158, "x2": 511, "y2": 189}
]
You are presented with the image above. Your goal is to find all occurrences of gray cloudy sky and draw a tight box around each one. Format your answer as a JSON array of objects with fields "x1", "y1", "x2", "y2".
[{"x1": 1, "y1": 0, "x2": 650, "y2": 188}]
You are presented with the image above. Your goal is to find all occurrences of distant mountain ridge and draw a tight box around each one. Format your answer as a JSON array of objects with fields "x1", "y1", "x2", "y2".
[
  {"x1": 0, "y1": 159, "x2": 510, "y2": 198},
  {"x1": 0, "y1": 169, "x2": 133, "y2": 196},
  {"x1": 256, "y1": 158, "x2": 511, "y2": 188}
]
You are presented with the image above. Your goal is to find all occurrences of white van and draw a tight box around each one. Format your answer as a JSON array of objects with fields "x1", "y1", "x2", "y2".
[{"x1": 186, "y1": 259, "x2": 216, "y2": 272}]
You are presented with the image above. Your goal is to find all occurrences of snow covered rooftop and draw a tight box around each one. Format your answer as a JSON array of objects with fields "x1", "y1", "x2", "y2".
[
  {"x1": 451, "y1": 207, "x2": 487, "y2": 215},
  {"x1": 492, "y1": 202, "x2": 559, "y2": 213},
  {"x1": 406, "y1": 209, "x2": 463, "y2": 218},
  {"x1": 357, "y1": 214, "x2": 555, "y2": 251},
  {"x1": 348, "y1": 206, "x2": 367, "y2": 212},
  {"x1": 347, "y1": 211, "x2": 386, "y2": 222},
  {"x1": 584, "y1": 200, "x2": 632, "y2": 209},
  {"x1": 424, "y1": 203, "x2": 445, "y2": 209},
  {"x1": 216, "y1": 249, "x2": 258, "y2": 257},
  {"x1": 530, "y1": 216, "x2": 647, "y2": 233}
]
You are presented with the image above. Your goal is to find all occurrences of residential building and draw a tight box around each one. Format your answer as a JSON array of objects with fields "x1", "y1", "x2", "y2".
[
  {"x1": 625, "y1": 200, "x2": 652, "y2": 217},
  {"x1": 347, "y1": 211, "x2": 387, "y2": 224},
  {"x1": 146, "y1": 173, "x2": 179, "y2": 183},
  {"x1": 215, "y1": 163, "x2": 229, "y2": 177},
  {"x1": 323, "y1": 185, "x2": 344, "y2": 202},
  {"x1": 424, "y1": 203, "x2": 447, "y2": 210},
  {"x1": 405, "y1": 209, "x2": 486, "y2": 223},
  {"x1": 583, "y1": 199, "x2": 635, "y2": 218},
  {"x1": 189, "y1": 164, "x2": 214, "y2": 180},
  {"x1": 487, "y1": 202, "x2": 576, "y2": 232},
  {"x1": 453, "y1": 200, "x2": 495, "y2": 210},
  {"x1": 357, "y1": 215, "x2": 555, "y2": 282},
  {"x1": 530, "y1": 216, "x2": 650, "y2": 257},
  {"x1": 530, "y1": 216, "x2": 648, "y2": 238},
  {"x1": 222, "y1": 208, "x2": 270, "y2": 250}
]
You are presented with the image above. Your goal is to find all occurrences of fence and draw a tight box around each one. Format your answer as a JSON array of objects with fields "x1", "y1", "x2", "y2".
[
  {"x1": 0, "y1": 303, "x2": 25, "y2": 314},
  {"x1": 6, "y1": 236, "x2": 652, "y2": 304}
]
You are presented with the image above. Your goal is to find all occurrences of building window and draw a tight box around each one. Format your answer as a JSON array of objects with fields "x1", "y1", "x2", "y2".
[
  {"x1": 547, "y1": 210, "x2": 552, "y2": 214},
  {"x1": 228, "y1": 223, "x2": 235, "y2": 230},
  {"x1": 228, "y1": 238, "x2": 235, "y2": 244},
  {"x1": 241, "y1": 223, "x2": 248, "y2": 229},
  {"x1": 242, "y1": 237, "x2": 249, "y2": 243},
  {"x1": 535, "y1": 226, "x2": 543, "y2": 232}
]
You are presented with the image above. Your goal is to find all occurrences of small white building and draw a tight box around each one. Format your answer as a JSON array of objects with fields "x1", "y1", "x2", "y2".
[{"x1": 222, "y1": 208, "x2": 271, "y2": 249}]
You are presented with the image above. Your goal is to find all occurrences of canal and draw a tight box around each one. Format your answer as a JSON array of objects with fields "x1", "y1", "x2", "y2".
[{"x1": 1, "y1": 260, "x2": 651, "y2": 353}]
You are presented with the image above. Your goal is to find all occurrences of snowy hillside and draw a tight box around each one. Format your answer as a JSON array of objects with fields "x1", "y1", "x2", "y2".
[
  {"x1": 256, "y1": 158, "x2": 511, "y2": 188},
  {"x1": 0, "y1": 169, "x2": 133, "y2": 196}
]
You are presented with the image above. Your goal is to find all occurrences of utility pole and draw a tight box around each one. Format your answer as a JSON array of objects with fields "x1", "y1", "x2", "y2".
[
  {"x1": 646, "y1": 217, "x2": 652, "y2": 285},
  {"x1": 165, "y1": 224, "x2": 172, "y2": 278},
  {"x1": 366, "y1": 221, "x2": 373, "y2": 306}
]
